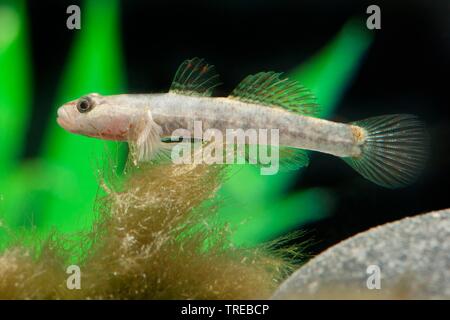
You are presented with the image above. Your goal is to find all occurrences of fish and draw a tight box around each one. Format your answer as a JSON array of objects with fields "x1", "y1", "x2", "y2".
[{"x1": 56, "y1": 57, "x2": 428, "y2": 188}]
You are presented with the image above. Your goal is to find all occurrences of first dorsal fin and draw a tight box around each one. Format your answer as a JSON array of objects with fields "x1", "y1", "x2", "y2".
[
  {"x1": 229, "y1": 72, "x2": 319, "y2": 117},
  {"x1": 170, "y1": 57, "x2": 221, "y2": 97}
]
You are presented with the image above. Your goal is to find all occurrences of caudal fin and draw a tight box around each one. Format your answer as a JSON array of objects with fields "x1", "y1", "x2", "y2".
[{"x1": 343, "y1": 114, "x2": 428, "y2": 188}]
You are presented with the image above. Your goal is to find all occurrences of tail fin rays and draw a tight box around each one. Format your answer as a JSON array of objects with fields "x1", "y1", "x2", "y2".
[{"x1": 343, "y1": 114, "x2": 428, "y2": 188}]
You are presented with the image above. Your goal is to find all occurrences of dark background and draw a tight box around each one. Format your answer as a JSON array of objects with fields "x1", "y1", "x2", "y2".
[{"x1": 25, "y1": 0, "x2": 449, "y2": 254}]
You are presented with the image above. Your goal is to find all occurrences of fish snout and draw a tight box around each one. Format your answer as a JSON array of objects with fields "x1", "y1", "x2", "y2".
[{"x1": 56, "y1": 106, "x2": 74, "y2": 130}]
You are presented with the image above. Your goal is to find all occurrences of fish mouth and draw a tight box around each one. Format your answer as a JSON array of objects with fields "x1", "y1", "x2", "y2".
[{"x1": 56, "y1": 116, "x2": 68, "y2": 128}]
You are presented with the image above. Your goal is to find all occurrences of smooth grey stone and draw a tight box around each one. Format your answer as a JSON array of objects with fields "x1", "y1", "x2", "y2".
[{"x1": 272, "y1": 209, "x2": 450, "y2": 299}]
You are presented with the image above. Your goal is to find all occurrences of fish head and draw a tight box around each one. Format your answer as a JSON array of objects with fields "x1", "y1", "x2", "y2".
[{"x1": 57, "y1": 93, "x2": 136, "y2": 141}]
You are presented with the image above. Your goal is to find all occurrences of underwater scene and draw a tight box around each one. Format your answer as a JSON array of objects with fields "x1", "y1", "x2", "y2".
[{"x1": 0, "y1": 0, "x2": 449, "y2": 305}]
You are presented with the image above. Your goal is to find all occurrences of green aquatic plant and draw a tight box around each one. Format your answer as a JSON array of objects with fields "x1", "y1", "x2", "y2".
[
  {"x1": 0, "y1": 0, "x2": 126, "y2": 249},
  {"x1": 0, "y1": 0, "x2": 31, "y2": 237}
]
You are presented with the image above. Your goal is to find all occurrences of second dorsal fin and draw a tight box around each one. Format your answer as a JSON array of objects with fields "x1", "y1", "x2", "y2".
[
  {"x1": 229, "y1": 72, "x2": 319, "y2": 117},
  {"x1": 169, "y1": 57, "x2": 221, "y2": 97}
]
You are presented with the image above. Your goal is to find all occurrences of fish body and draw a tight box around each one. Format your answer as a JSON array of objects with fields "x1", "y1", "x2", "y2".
[
  {"x1": 57, "y1": 58, "x2": 427, "y2": 188},
  {"x1": 58, "y1": 93, "x2": 359, "y2": 156},
  {"x1": 147, "y1": 93, "x2": 360, "y2": 158}
]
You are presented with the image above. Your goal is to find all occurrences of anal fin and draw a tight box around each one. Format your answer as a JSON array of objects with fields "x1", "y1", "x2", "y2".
[{"x1": 223, "y1": 143, "x2": 309, "y2": 174}]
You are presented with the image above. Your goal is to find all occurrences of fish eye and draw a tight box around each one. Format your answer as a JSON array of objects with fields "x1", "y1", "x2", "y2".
[{"x1": 77, "y1": 96, "x2": 94, "y2": 113}]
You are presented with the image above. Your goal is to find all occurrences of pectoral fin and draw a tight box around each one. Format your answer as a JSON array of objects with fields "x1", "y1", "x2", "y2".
[{"x1": 128, "y1": 110, "x2": 170, "y2": 164}]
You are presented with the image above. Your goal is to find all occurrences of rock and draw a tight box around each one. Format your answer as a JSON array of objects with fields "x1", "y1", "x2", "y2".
[{"x1": 272, "y1": 209, "x2": 450, "y2": 299}]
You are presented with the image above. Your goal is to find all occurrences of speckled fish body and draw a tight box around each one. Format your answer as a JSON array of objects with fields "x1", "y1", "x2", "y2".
[{"x1": 56, "y1": 58, "x2": 427, "y2": 188}]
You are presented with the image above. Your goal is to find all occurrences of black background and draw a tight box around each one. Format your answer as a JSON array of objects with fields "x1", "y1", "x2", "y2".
[{"x1": 24, "y1": 0, "x2": 449, "y2": 254}]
